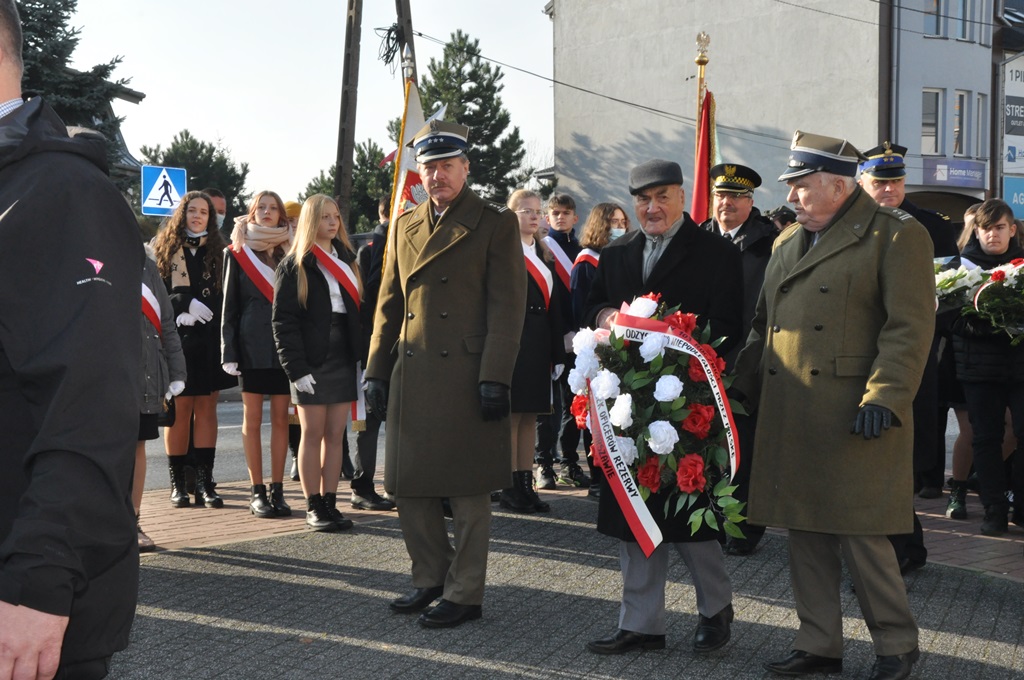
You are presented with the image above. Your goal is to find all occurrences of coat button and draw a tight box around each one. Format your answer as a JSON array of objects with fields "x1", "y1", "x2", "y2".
[
  {"x1": 406, "y1": 350, "x2": 414, "y2": 357},
  {"x1": 441, "y1": 276, "x2": 449, "y2": 283},
  {"x1": 407, "y1": 312, "x2": 415, "y2": 319},
  {"x1": 440, "y1": 350, "x2": 448, "y2": 358},
  {"x1": 819, "y1": 285, "x2": 829, "y2": 293},
  {"x1": 814, "y1": 324, "x2": 823, "y2": 331},
  {"x1": 810, "y1": 368, "x2": 820, "y2": 376},
  {"x1": 440, "y1": 312, "x2": 448, "y2": 319},
  {"x1": 768, "y1": 367, "x2": 777, "y2": 375},
  {"x1": 780, "y1": 286, "x2": 789, "y2": 293},
  {"x1": 772, "y1": 325, "x2": 781, "y2": 333},
  {"x1": 410, "y1": 275, "x2": 418, "y2": 282}
]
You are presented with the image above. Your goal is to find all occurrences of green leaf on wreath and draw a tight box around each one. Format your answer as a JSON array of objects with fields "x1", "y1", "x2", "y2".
[
  {"x1": 710, "y1": 446, "x2": 728, "y2": 466},
  {"x1": 729, "y1": 400, "x2": 748, "y2": 416},
  {"x1": 633, "y1": 377, "x2": 653, "y2": 388},
  {"x1": 665, "y1": 454, "x2": 678, "y2": 471},
  {"x1": 717, "y1": 496, "x2": 740, "y2": 507},
  {"x1": 650, "y1": 353, "x2": 664, "y2": 373},
  {"x1": 724, "y1": 521, "x2": 746, "y2": 539},
  {"x1": 709, "y1": 336, "x2": 725, "y2": 348},
  {"x1": 639, "y1": 485, "x2": 650, "y2": 501},
  {"x1": 675, "y1": 494, "x2": 687, "y2": 516},
  {"x1": 702, "y1": 507, "x2": 717, "y2": 529},
  {"x1": 688, "y1": 508, "x2": 704, "y2": 535}
]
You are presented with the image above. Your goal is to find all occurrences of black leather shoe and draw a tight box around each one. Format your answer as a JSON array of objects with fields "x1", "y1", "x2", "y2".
[
  {"x1": 867, "y1": 647, "x2": 919, "y2": 680},
  {"x1": 898, "y1": 556, "x2": 926, "y2": 576},
  {"x1": 693, "y1": 603, "x2": 733, "y2": 652},
  {"x1": 764, "y1": 650, "x2": 843, "y2": 676},
  {"x1": 351, "y1": 490, "x2": 396, "y2": 511},
  {"x1": 724, "y1": 537, "x2": 757, "y2": 556},
  {"x1": 389, "y1": 586, "x2": 444, "y2": 613},
  {"x1": 586, "y1": 629, "x2": 665, "y2": 655},
  {"x1": 417, "y1": 599, "x2": 482, "y2": 628}
]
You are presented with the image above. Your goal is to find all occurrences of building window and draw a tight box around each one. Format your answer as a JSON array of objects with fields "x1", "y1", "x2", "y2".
[
  {"x1": 954, "y1": 90, "x2": 969, "y2": 155},
  {"x1": 951, "y1": 0, "x2": 970, "y2": 40},
  {"x1": 976, "y1": 93, "x2": 988, "y2": 159},
  {"x1": 922, "y1": 89, "x2": 943, "y2": 155},
  {"x1": 924, "y1": 0, "x2": 942, "y2": 36},
  {"x1": 980, "y1": 0, "x2": 992, "y2": 45}
]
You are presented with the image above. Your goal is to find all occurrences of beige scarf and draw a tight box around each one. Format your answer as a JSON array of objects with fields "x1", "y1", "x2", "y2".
[
  {"x1": 169, "y1": 231, "x2": 208, "y2": 289},
  {"x1": 230, "y1": 216, "x2": 292, "y2": 253}
]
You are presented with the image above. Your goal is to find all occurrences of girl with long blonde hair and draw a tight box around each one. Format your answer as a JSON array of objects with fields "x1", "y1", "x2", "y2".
[{"x1": 272, "y1": 194, "x2": 363, "y2": 531}]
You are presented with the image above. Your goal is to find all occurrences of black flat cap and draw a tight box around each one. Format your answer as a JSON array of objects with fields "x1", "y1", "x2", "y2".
[{"x1": 629, "y1": 159, "x2": 684, "y2": 195}]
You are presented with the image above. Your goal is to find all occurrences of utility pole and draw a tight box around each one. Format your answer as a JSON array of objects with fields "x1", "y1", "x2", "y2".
[
  {"x1": 334, "y1": 0, "x2": 362, "y2": 230},
  {"x1": 395, "y1": 0, "x2": 418, "y2": 84}
]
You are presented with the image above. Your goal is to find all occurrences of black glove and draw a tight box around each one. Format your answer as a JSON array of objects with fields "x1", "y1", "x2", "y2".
[
  {"x1": 852, "y1": 404, "x2": 892, "y2": 439},
  {"x1": 479, "y1": 381, "x2": 510, "y2": 421},
  {"x1": 365, "y1": 378, "x2": 389, "y2": 421}
]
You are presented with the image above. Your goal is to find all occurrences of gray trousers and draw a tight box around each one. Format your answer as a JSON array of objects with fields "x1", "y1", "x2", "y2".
[
  {"x1": 789, "y1": 530, "x2": 918, "y2": 657},
  {"x1": 618, "y1": 539, "x2": 733, "y2": 635},
  {"x1": 396, "y1": 494, "x2": 491, "y2": 605}
]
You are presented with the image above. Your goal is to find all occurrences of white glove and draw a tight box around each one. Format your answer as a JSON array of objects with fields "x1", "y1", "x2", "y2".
[
  {"x1": 189, "y1": 298, "x2": 214, "y2": 323},
  {"x1": 563, "y1": 331, "x2": 576, "y2": 354},
  {"x1": 551, "y1": 364, "x2": 565, "y2": 381},
  {"x1": 222, "y1": 362, "x2": 241, "y2": 376},
  {"x1": 176, "y1": 312, "x2": 197, "y2": 327},
  {"x1": 165, "y1": 380, "x2": 185, "y2": 400},
  {"x1": 293, "y1": 374, "x2": 317, "y2": 395}
]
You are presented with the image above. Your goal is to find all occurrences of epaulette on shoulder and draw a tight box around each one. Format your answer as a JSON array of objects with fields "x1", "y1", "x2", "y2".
[
  {"x1": 936, "y1": 211, "x2": 951, "y2": 221},
  {"x1": 486, "y1": 202, "x2": 509, "y2": 214},
  {"x1": 881, "y1": 206, "x2": 914, "y2": 222}
]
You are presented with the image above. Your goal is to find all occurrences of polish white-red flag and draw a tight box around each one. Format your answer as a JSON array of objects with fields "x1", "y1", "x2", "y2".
[{"x1": 385, "y1": 83, "x2": 447, "y2": 221}]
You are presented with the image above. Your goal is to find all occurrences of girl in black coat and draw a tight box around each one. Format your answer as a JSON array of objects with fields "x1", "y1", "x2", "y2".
[
  {"x1": 153, "y1": 191, "x2": 236, "y2": 509},
  {"x1": 272, "y1": 194, "x2": 363, "y2": 531},
  {"x1": 500, "y1": 189, "x2": 566, "y2": 513},
  {"x1": 222, "y1": 190, "x2": 293, "y2": 518},
  {"x1": 952, "y1": 199, "x2": 1024, "y2": 535}
]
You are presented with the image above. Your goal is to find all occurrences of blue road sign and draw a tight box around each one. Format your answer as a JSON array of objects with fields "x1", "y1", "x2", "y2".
[
  {"x1": 1004, "y1": 175, "x2": 1024, "y2": 219},
  {"x1": 141, "y1": 165, "x2": 187, "y2": 217}
]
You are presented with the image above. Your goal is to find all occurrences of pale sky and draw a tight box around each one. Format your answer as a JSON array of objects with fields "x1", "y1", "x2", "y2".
[{"x1": 69, "y1": 1, "x2": 554, "y2": 203}]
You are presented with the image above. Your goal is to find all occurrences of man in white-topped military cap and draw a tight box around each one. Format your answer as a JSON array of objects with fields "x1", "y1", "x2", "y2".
[
  {"x1": 734, "y1": 131, "x2": 934, "y2": 680},
  {"x1": 364, "y1": 119, "x2": 526, "y2": 629}
]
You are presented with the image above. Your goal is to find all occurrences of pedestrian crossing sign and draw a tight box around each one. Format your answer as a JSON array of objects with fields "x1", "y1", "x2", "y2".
[{"x1": 141, "y1": 165, "x2": 188, "y2": 216}]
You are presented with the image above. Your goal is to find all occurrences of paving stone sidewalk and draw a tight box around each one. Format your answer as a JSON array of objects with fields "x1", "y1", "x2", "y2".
[{"x1": 113, "y1": 494, "x2": 1024, "y2": 679}]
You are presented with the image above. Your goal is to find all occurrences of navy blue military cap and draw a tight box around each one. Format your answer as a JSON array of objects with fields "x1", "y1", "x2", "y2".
[
  {"x1": 408, "y1": 119, "x2": 470, "y2": 162},
  {"x1": 710, "y1": 163, "x2": 761, "y2": 195},
  {"x1": 859, "y1": 142, "x2": 907, "y2": 180},
  {"x1": 629, "y1": 159, "x2": 684, "y2": 195},
  {"x1": 778, "y1": 130, "x2": 866, "y2": 181}
]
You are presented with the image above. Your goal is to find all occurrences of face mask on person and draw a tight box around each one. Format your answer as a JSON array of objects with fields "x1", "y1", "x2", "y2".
[
  {"x1": 610, "y1": 228, "x2": 626, "y2": 240},
  {"x1": 215, "y1": 214, "x2": 226, "y2": 229}
]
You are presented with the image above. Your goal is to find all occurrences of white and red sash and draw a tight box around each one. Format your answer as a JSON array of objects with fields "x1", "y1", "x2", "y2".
[
  {"x1": 350, "y1": 362, "x2": 366, "y2": 428},
  {"x1": 141, "y1": 283, "x2": 161, "y2": 336},
  {"x1": 313, "y1": 245, "x2": 361, "y2": 311},
  {"x1": 573, "y1": 248, "x2": 599, "y2": 271},
  {"x1": 588, "y1": 308, "x2": 741, "y2": 558},
  {"x1": 230, "y1": 245, "x2": 276, "y2": 302},
  {"x1": 523, "y1": 245, "x2": 553, "y2": 310},
  {"x1": 542, "y1": 235, "x2": 572, "y2": 291}
]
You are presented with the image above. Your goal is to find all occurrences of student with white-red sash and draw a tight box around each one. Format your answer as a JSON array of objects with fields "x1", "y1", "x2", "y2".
[
  {"x1": 222, "y1": 190, "x2": 294, "y2": 519},
  {"x1": 500, "y1": 189, "x2": 567, "y2": 514},
  {"x1": 272, "y1": 194, "x2": 363, "y2": 532}
]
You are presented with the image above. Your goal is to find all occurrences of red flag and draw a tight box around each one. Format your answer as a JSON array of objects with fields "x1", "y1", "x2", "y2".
[{"x1": 690, "y1": 90, "x2": 716, "y2": 221}]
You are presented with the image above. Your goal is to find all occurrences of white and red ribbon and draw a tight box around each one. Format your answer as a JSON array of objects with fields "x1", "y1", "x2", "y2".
[
  {"x1": 611, "y1": 310, "x2": 740, "y2": 480},
  {"x1": 350, "y1": 361, "x2": 366, "y2": 426},
  {"x1": 313, "y1": 245, "x2": 361, "y2": 311},
  {"x1": 141, "y1": 283, "x2": 161, "y2": 336},
  {"x1": 573, "y1": 248, "x2": 600, "y2": 271},
  {"x1": 524, "y1": 246, "x2": 553, "y2": 309},
  {"x1": 230, "y1": 245, "x2": 276, "y2": 303},
  {"x1": 542, "y1": 235, "x2": 572, "y2": 291}
]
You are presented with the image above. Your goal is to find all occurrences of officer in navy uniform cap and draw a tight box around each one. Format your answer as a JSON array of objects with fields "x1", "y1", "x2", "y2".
[
  {"x1": 858, "y1": 141, "x2": 961, "y2": 577},
  {"x1": 699, "y1": 163, "x2": 776, "y2": 557}
]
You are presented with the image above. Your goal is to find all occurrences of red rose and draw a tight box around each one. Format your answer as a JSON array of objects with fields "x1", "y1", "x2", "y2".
[
  {"x1": 640, "y1": 292, "x2": 662, "y2": 303},
  {"x1": 1012, "y1": 258, "x2": 1024, "y2": 266},
  {"x1": 665, "y1": 311, "x2": 698, "y2": 336},
  {"x1": 991, "y1": 269, "x2": 1007, "y2": 282},
  {"x1": 636, "y1": 457, "x2": 662, "y2": 493},
  {"x1": 570, "y1": 394, "x2": 589, "y2": 430},
  {"x1": 682, "y1": 403, "x2": 716, "y2": 439},
  {"x1": 688, "y1": 355, "x2": 708, "y2": 382},
  {"x1": 676, "y1": 453, "x2": 707, "y2": 493}
]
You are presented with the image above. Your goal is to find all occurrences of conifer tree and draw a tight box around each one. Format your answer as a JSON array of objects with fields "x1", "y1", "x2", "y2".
[{"x1": 303, "y1": 140, "x2": 391, "y2": 233}]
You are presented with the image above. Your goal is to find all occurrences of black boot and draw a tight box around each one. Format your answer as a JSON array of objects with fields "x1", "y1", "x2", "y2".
[
  {"x1": 269, "y1": 482, "x2": 292, "y2": 516},
  {"x1": 521, "y1": 469, "x2": 550, "y2": 512},
  {"x1": 306, "y1": 494, "x2": 339, "y2": 531},
  {"x1": 322, "y1": 492, "x2": 354, "y2": 530},
  {"x1": 167, "y1": 456, "x2": 190, "y2": 508},
  {"x1": 194, "y1": 448, "x2": 223, "y2": 508},
  {"x1": 981, "y1": 503, "x2": 1009, "y2": 536},
  {"x1": 250, "y1": 484, "x2": 275, "y2": 518},
  {"x1": 499, "y1": 471, "x2": 537, "y2": 513},
  {"x1": 946, "y1": 480, "x2": 968, "y2": 520}
]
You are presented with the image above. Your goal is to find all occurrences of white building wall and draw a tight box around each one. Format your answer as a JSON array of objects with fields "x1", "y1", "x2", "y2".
[{"x1": 550, "y1": 0, "x2": 881, "y2": 215}]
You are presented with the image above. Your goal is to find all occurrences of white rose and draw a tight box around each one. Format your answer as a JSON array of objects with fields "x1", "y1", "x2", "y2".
[
  {"x1": 590, "y1": 369, "x2": 621, "y2": 400},
  {"x1": 627, "y1": 296, "x2": 659, "y2": 318},
  {"x1": 615, "y1": 436, "x2": 638, "y2": 465},
  {"x1": 573, "y1": 328, "x2": 598, "y2": 354},
  {"x1": 653, "y1": 374, "x2": 684, "y2": 402},
  {"x1": 609, "y1": 393, "x2": 633, "y2": 428},
  {"x1": 567, "y1": 367, "x2": 589, "y2": 394},
  {"x1": 646, "y1": 420, "x2": 679, "y2": 455},
  {"x1": 573, "y1": 350, "x2": 600, "y2": 379},
  {"x1": 639, "y1": 333, "x2": 669, "y2": 362}
]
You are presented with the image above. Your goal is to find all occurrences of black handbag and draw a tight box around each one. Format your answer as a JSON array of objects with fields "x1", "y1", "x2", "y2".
[{"x1": 156, "y1": 395, "x2": 176, "y2": 428}]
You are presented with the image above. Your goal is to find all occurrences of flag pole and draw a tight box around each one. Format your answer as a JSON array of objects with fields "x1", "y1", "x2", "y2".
[{"x1": 695, "y1": 32, "x2": 709, "y2": 151}]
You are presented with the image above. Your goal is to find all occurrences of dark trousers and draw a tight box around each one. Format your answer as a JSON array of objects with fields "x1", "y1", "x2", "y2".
[
  {"x1": 55, "y1": 657, "x2": 111, "y2": 680},
  {"x1": 912, "y1": 344, "x2": 942, "y2": 488},
  {"x1": 535, "y1": 355, "x2": 590, "y2": 467},
  {"x1": 888, "y1": 513, "x2": 927, "y2": 564},
  {"x1": 729, "y1": 413, "x2": 765, "y2": 544},
  {"x1": 353, "y1": 412, "x2": 382, "y2": 493},
  {"x1": 962, "y1": 381, "x2": 1024, "y2": 508}
]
